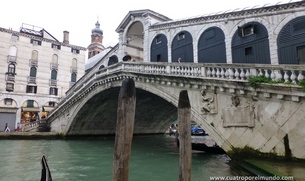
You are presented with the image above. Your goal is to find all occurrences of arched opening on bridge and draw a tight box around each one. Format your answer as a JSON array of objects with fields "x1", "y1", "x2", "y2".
[
  {"x1": 232, "y1": 22, "x2": 270, "y2": 64},
  {"x1": 67, "y1": 87, "x2": 177, "y2": 135},
  {"x1": 125, "y1": 21, "x2": 144, "y2": 62},
  {"x1": 171, "y1": 31, "x2": 194, "y2": 63},
  {"x1": 198, "y1": 27, "x2": 226, "y2": 63},
  {"x1": 150, "y1": 34, "x2": 168, "y2": 62},
  {"x1": 277, "y1": 16, "x2": 305, "y2": 64},
  {"x1": 108, "y1": 55, "x2": 118, "y2": 66}
]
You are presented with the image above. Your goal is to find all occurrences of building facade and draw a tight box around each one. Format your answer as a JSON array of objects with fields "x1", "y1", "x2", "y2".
[{"x1": 0, "y1": 24, "x2": 86, "y2": 131}]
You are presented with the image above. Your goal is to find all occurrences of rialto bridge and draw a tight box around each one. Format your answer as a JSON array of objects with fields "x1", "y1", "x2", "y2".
[{"x1": 47, "y1": 62, "x2": 305, "y2": 160}]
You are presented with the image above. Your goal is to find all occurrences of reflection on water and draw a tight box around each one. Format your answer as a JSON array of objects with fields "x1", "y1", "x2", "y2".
[{"x1": 0, "y1": 135, "x2": 235, "y2": 181}]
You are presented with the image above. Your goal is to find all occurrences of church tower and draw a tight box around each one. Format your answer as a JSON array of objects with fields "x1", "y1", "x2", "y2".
[{"x1": 87, "y1": 20, "x2": 105, "y2": 59}]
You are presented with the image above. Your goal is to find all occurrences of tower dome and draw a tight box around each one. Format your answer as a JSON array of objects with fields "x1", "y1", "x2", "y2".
[{"x1": 92, "y1": 21, "x2": 103, "y2": 35}]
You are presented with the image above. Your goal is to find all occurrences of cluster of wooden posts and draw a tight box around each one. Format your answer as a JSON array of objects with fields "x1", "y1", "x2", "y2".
[{"x1": 113, "y1": 78, "x2": 192, "y2": 181}]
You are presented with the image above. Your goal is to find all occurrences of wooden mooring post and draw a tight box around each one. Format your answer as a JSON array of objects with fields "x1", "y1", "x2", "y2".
[
  {"x1": 112, "y1": 78, "x2": 136, "y2": 181},
  {"x1": 178, "y1": 90, "x2": 192, "y2": 181}
]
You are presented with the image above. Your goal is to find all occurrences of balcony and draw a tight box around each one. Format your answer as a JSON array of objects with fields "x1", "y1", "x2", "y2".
[
  {"x1": 49, "y1": 79, "x2": 57, "y2": 86},
  {"x1": 29, "y1": 59, "x2": 38, "y2": 67},
  {"x1": 6, "y1": 74, "x2": 15, "y2": 82},
  {"x1": 50, "y1": 63, "x2": 58, "y2": 70},
  {"x1": 27, "y1": 76, "x2": 36, "y2": 84},
  {"x1": 70, "y1": 66, "x2": 77, "y2": 73},
  {"x1": 7, "y1": 55, "x2": 17, "y2": 63}
]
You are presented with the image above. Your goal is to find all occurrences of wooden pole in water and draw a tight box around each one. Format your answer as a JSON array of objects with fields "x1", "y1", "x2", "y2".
[
  {"x1": 113, "y1": 78, "x2": 136, "y2": 181},
  {"x1": 178, "y1": 90, "x2": 192, "y2": 181}
]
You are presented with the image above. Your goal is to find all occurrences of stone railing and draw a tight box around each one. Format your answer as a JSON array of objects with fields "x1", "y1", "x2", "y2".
[
  {"x1": 66, "y1": 62, "x2": 305, "y2": 97},
  {"x1": 48, "y1": 62, "x2": 305, "y2": 119}
]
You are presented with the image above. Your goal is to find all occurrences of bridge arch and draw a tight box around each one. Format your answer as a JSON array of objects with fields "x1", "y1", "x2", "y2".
[{"x1": 49, "y1": 74, "x2": 232, "y2": 152}]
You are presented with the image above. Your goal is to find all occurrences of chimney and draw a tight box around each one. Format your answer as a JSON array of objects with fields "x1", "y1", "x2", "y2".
[{"x1": 63, "y1": 31, "x2": 69, "y2": 44}]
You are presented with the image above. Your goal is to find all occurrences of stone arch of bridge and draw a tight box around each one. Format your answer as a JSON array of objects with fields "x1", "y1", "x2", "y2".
[{"x1": 63, "y1": 77, "x2": 232, "y2": 152}]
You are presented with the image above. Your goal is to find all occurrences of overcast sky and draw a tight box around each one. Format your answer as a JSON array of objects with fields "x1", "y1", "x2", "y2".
[{"x1": 0, "y1": 0, "x2": 297, "y2": 48}]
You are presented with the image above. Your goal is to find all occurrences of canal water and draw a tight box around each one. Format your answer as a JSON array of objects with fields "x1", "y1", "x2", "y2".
[{"x1": 0, "y1": 135, "x2": 237, "y2": 181}]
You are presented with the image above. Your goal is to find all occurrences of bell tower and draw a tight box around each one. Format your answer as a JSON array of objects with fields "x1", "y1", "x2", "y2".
[{"x1": 87, "y1": 20, "x2": 105, "y2": 59}]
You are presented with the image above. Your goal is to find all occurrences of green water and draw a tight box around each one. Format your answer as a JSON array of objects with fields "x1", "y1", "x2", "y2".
[{"x1": 0, "y1": 135, "x2": 235, "y2": 181}]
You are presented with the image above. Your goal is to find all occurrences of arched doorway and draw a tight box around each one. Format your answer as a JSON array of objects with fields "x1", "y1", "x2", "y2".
[
  {"x1": 171, "y1": 31, "x2": 194, "y2": 63},
  {"x1": 198, "y1": 27, "x2": 226, "y2": 63},
  {"x1": 232, "y1": 22, "x2": 271, "y2": 64},
  {"x1": 278, "y1": 16, "x2": 305, "y2": 64},
  {"x1": 125, "y1": 21, "x2": 144, "y2": 62},
  {"x1": 150, "y1": 34, "x2": 168, "y2": 62},
  {"x1": 21, "y1": 100, "x2": 40, "y2": 124}
]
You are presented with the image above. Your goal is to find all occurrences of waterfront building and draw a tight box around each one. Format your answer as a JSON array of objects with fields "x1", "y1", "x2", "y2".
[{"x1": 0, "y1": 23, "x2": 86, "y2": 131}]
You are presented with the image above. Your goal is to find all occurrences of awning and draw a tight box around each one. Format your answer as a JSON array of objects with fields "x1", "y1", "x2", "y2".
[
  {"x1": 22, "y1": 107, "x2": 40, "y2": 112},
  {"x1": 43, "y1": 106, "x2": 54, "y2": 112}
]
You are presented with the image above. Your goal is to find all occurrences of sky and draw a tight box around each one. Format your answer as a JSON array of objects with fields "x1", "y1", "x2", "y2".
[{"x1": 0, "y1": 0, "x2": 297, "y2": 49}]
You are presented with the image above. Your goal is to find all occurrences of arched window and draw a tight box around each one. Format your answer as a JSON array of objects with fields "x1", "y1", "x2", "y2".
[
  {"x1": 71, "y1": 72, "x2": 77, "y2": 82},
  {"x1": 8, "y1": 64, "x2": 16, "y2": 73},
  {"x1": 31, "y1": 50, "x2": 38, "y2": 60},
  {"x1": 52, "y1": 54, "x2": 58, "y2": 64},
  {"x1": 72, "y1": 58, "x2": 77, "y2": 69},
  {"x1": 51, "y1": 70, "x2": 57, "y2": 80},
  {"x1": 9, "y1": 46, "x2": 17, "y2": 56},
  {"x1": 30, "y1": 67, "x2": 37, "y2": 77}
]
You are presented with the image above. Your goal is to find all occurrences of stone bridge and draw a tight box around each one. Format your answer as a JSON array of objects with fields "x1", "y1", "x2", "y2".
[{"x1": 47, "y1": 62, "x2": 305, "y2": 160}]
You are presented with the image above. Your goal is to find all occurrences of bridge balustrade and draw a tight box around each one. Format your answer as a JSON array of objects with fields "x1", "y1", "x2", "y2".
[{"x1": 50, "y1": 62, "x2": 305, "y2": 117}]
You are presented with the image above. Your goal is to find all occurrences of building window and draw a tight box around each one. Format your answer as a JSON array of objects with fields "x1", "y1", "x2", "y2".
[
  {"x1": 11, "y1": 34, "x2": 19, "y2": 41},
  {"x1": 8, "y1": 64, "x2": 16, "y2": 74},
  {"x1": 49, "y1": 102, "x2": 56, "y2": 107},
  {"x1": 31, "y1": 39, "x2": 42, "y2": 45},
  {"x1": 245, "y1": 47, "x2": 253, "y2": 55},
  {"x1": 4, "y1": 98, "x2": 13, "y2": 105},
  {"x1": 26, "y1": 85, "x2": 37, "y2": 93},
  {"x1": 27, "y1": 100, "x2": 34, "y2": 107},
  {"x1": 178, "y1": 33, "x2": 185, "y2": 40},
  {"x1": 71, "y1": 48, "x2": 79, "y2": 54},
  {"x1": 52, "y1": 44, "x2": 61, "y2": 50},
  {"x1": 49, "y1": 87, "x2": 58, "y2": 95},
  {"x1": 242, "y1": 25, "x2": 254, "y2": 37},
  {"x1": 71, "y1": 72, "x2": 77, "y2": 82},
  {"x1": 6, "y1": 83, "x2": 14, "y2": 91},
  {"x1": 51, "y1": 70, "x2": 57, "y2": 80},
  {"x1": 30, "y1": 67, "x2": 37, "y2": 77},
  {"x1": 156, "y1": 35, "x2": 162, "y2": 44}
]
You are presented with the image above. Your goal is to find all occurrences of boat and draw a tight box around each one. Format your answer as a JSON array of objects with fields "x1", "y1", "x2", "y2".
[
  {"x1": 190, "y1": 135, "x2": 225, "y2": 154},
  {"x1": 40, "y1": 155, "x2": 52, "y2": 181}
]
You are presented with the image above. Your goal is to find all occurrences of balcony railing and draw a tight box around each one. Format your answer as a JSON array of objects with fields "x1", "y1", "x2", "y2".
[
  {"x1": 29, "y1": 59, "x2": 38, "y2": 67},
  {"x1": 6, "y1": 74, "x2": 15, "y2": 82},
  {"x1": 70, "y1": 66, "x2": 77, "y2": 73},
  {"x1": 7, "y1": 55, "x2": 17, "y2": 63},
  {"x1": 49, "y1": 79, "x2": 57, "y2": 86},
  {"x1": 27, "y1": 76, "x2": 36, "y2": 84},
  {"x1": 50, "y1": 63, "x2": 58, "y2": 70}
]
